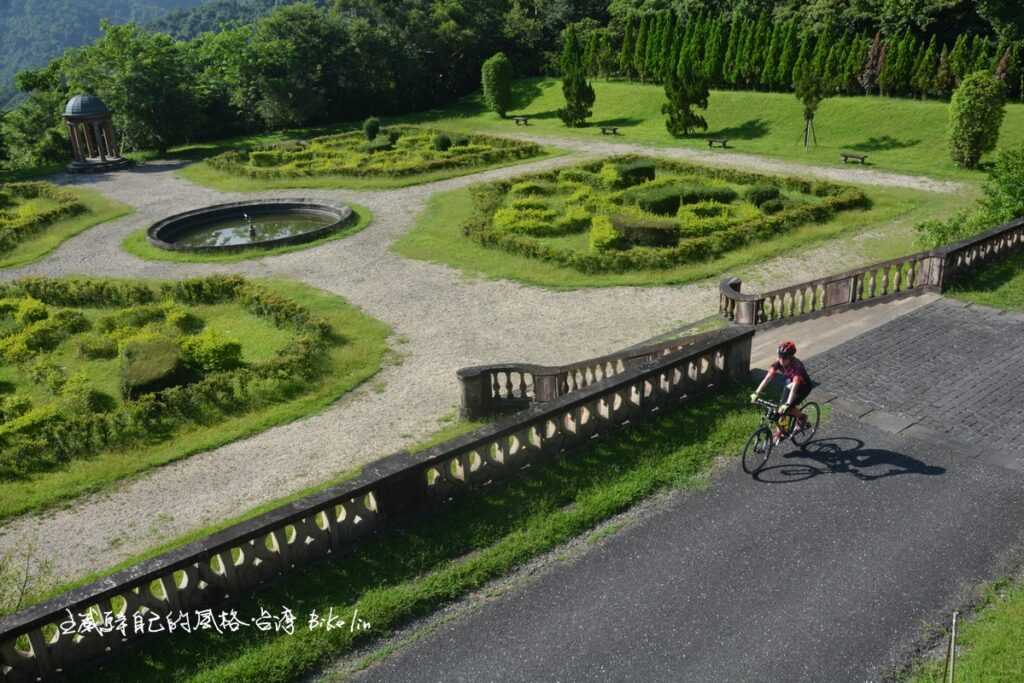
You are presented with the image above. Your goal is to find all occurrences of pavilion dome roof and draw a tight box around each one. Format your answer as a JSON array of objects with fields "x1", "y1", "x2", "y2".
[{"x1": 64, "y1": 94, "x2": 109, "y2": 118}]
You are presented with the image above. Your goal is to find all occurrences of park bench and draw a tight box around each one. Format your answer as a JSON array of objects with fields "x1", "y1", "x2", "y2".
[
  {"x1": 600, "y1": 126, "x2": 619, "y2": 135},
  {"x1": 840, "y1": 151, "x2": 868, "y2": 164},
  {"x1": 707, "y1": 137, "x2": 729, "y2": 149},
  {"x1": 513, "y1": 116, "x2": 530, "y2": 126}
]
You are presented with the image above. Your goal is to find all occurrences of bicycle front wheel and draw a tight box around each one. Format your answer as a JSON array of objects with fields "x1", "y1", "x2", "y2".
[
  {"x1": 791, "y1": 402, "x2": 820, "y2": 448},
  {"x1": 742, "y1": 426, "x2": 773, "y2": 474}
]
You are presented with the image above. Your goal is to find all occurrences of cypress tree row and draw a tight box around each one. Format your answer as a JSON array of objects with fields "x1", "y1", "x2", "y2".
[{"x1": 604, "y1": 9, "x2": 1024, "y2": 102}]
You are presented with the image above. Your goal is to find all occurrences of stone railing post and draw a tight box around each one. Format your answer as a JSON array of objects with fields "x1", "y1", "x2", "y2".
[
  {"x1": 457, "y1": 368, "x2": 491, "y2": 419},
  {"x1": 725, "y1": 332, "x2": 753, "y2": 382},
  {"x1": 532, "y1": 372, "x2": 561, "y2": 402}
]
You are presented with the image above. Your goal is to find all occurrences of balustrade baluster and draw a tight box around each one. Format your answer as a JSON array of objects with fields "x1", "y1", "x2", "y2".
[
  {"x1": 893, "y1": 266, "x2": 902, "y2": 291},
  {"x1": 880, "y1": 269, "x2": 889, "y2": 295}
]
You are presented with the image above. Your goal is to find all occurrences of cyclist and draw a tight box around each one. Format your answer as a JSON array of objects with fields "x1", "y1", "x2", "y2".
[{"x1": 750, "y1": 341, "x2": 812, "y2": 443}]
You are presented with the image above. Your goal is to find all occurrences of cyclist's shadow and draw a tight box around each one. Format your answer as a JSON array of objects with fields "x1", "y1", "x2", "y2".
[{"x1": 753, "y1": 436, "x2": 946, "y2": 484}]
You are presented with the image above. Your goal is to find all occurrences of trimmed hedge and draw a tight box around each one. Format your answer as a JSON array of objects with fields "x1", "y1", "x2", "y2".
[
  {"x1": 206, "y1": 126, "x2": 542, "y2": 180},
  {"x1": 463, "y1": 155, "x2": 871, "y2": 274},
  {"x1": 0, "y1": 182, "x2": 88, "y2": 255},
  {"x1": 0, "y1": 275, "x2": 340, "y2": 481}
]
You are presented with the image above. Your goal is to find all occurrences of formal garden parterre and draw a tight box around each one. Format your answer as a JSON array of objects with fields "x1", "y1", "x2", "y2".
[
  {"x1": 0, "y1": 275, "x2": 390, "y2": 521},
  {"x1": 463, "y1": 155, "x2": 870, "y2": 274},
  {"x1": 0, "y1": 182, "x2": 131, "y2": 268},
  {"x1": 192, "y1": 125, "x2": 547, "y2": 190}
]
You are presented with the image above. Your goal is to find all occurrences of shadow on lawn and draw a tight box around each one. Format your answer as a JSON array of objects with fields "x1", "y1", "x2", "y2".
[
  {"x1": 847, "y1": 135, "x2": 921, "y2": 152},
  {"x1": 753, "y1": 435, "x2": 946, "y2": 484},
  {"x1": 592, "y1": 116, "x2": 645, "y2": 128},
  {"x1": 701, "y1": 118, "x2": 771, "y2": 141}
]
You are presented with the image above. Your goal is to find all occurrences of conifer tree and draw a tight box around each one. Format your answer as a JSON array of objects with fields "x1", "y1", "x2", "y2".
[
  {"x1": 810, "y1": 29, "x2": 832, "y2": 85},
  {"x1": 664, "y1": 46, "x2": 710, "y2": 136},
  {"x1": 773, "y1": 20, "x2": 799, "y2": 90},
  {"x1": 660, "y1": 12, "x2": 681, "y2": 81},
  {"x1": 558, "y1": 26, "x2": 596, "y2": 127},
  {"x1": 760, "y1": 20, "x2": 784, "y2": 89},
  {"x1": 701, "y1": 17, "x2": 724, "y2": 84},
  {"x1": 791, "y1": 31, "x2": 815, "y2": 91},
  {"x1": 620, "y1": 15, "x2": 637, "y2": 78},
  {"x1": 824, "y1": 36, "x2": 849, "y2": 94},
  {"x1": 878, "y1": 34, "x2": 899, "y2": 95},
  {"x1": 634, "y1": 14, "x2": 650, "y2": 81},
  {"x1": 794, "y1": 58, "x2": 827, "y2": 148},
  {"x1": 735, "y1": 20, "x2": 756, "y2": 87},
  {"x1": 860, "y1": 32, "x2": 884, "y2": 95},
  {"x1": 934, "y1": 43, "x2": 956, "y2": 97},
  {"x1": 912, "y1": 36, "x2": 938, "y2": 98},
  {"x1": 645, "y1": 12, "x2": 665, "y2": 81},
  {"x1": 949, "y1": 34, "x2": 971, "y2": 85},
  {"x1": 843, "y1": 36, "x2": 870, "y2": 95},
  {"x1": 722, "y1": 17, "x2": 743, "y2": 87},
  {"x1": 972, "y1": 36, "x2": 993, "y2": 72},
  {"x1": 583, "y1": 32, "x2": 600, "y2": 77}
]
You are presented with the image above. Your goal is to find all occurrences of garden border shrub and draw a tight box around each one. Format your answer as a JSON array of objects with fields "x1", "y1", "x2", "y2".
[{"x1": 0, "y1": 182, "x2": 88, "y2": 256}]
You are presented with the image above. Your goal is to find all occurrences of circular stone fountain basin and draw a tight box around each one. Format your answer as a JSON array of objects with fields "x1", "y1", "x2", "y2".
[{"x1": 147, "y1": 199, "x2": 353, "y2": 253}]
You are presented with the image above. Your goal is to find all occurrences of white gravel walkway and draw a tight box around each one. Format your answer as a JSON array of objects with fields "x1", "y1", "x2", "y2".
[{"x1": 0, "y1": 144, "x2": 963, "y2": 586}]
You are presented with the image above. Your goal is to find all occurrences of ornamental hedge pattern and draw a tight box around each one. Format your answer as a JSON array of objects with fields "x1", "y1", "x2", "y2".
[
  {"x1": 206, "y1": 126, "x2": 543, "y2": 180},
  {"x1": 0, "y1": 182, "x2": 87, "y2": 256},
  {"x1": 462, "y1": 156, "x2": 870, "y2": 274}
]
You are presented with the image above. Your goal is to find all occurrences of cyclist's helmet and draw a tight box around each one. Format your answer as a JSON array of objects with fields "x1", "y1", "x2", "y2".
[{"x1": 777, "y1": 340, "x2": 797, "y2": 358}]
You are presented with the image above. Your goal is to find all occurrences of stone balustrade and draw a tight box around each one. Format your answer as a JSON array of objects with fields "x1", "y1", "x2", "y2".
[
  {"x1": 457, "y1": 332, "x2": 727, "y2": 419},
  {"x1": 0, "y1": 326, "x2": 754, "y2": 682},
  {"x1": 720, "y1": 216, "x2": 1024, "y2": 327}
]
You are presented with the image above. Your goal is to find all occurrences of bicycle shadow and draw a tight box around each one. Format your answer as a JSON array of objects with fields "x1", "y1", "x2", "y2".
[{"x1": 753, "y1": 436, "x2": 946, "y2": 484}]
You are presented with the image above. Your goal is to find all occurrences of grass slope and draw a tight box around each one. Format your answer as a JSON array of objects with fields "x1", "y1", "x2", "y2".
[
  {"x1": 0, "y1": 279, "x2": 391, "y2": 522},
  {"x1": 393, "y1": 182, "x2": 974, "y2": 289},
  {"x1": 69, "y1": 388, "x2": 762, "y2": 683},
  {"x1": 0, "y1": 187, "x2": 132, "y2": 268},
  {"x1": 947, "y1": 250, "x2": 1024, "y2": 310},
  {"x1": 402, "y1": 78, "x2": 1024, "y2": 181},
  {"x1": 121, "y1": 202, "x2": 373, "y2": 263}
]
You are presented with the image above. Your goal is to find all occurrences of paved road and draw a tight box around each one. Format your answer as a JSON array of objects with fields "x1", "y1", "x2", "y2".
[{"x1": 350, "y1": 300, "x2": 1024, "y2": 683}]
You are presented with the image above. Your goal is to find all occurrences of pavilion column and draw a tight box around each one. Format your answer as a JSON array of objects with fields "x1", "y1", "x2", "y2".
[
  {"x1": 104, "y1": 121, "x2": 119, "y2": 157},
  {"x1": 81, "y1": 124, "x2": 96, "y2": 159},
  {"x1": 67, "y1": 123, "x2": 83, "y2": 162},
  {"x1": 93, "y1": 122, "x2": 107, "y2": 161}
]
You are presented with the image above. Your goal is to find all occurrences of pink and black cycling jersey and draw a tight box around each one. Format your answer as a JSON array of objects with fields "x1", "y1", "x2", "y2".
[{"x1": 770, "y1": 358, "x2": 811, "y2": 387}]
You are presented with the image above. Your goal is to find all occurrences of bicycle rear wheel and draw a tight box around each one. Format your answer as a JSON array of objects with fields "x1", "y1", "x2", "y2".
[
  {"x1": 742, "y1": 426, "x2": 773, "y2": 474},
  {"x1": 791, "y1": 402, "x2": 820, "y2": 448}
]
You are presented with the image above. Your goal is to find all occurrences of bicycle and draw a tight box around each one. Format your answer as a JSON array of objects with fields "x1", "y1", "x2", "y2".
[{"x1": 741, "y1": 397, "x2": 821, "y2": 474}]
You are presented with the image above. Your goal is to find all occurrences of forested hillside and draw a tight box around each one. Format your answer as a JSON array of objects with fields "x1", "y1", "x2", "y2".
[
  {"x1": 0, "y1": 0, "x2": 206, "y2": 109},
  {"x1": 149, "y1": 0, "x2": 310, "y2": 40}
]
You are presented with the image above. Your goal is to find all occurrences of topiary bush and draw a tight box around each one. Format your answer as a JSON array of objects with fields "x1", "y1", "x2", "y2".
[
  {"x1": 510, "y1": 181, "x2": 554, "y2": 196},
  {"x1": 433, "y1": 133, "x2": 453, "y2": 152},
  {"x1": 621, "y1": 183, "x2": 684, "y2": 215},
  {"x1": 679, "y1": 184, "x2": 738, "y2": 205},
  {"x1": 948, "y1": 71, "x2": 1006, "y2": 169},
  {"x1": 481, "y1": 52, "x2": 513, "y2": 118},
  {"x1": 610, "y1": 213, "x2": 680, "y2": 248},
  {"x1": 14, "y1": 298, "x2": 48, "y2": 326},
  {"x1": 77, "y1": 334, "x2": 118, "y2": 359},
  {"x1": 363, "y1": 117, "x2": 381, "y2": 141},
  {"x1": 761, "y1": 198, "x2": 786, "y2": 214},
  {"x1": 589, "y1": 215, "x2": 621, "y2": 251},
  {"x1": 120, "y1": 333, "x2": 188, "y2": 399},
  {"x1": 181, "y1": 328, "x2": 243, "y2": 373},
  {"x1": 615, "y1": 159, "x2": 656, "y2": 187},
  {"x1": 745, "y1": 185, "x2": 781, "y2": 206}
]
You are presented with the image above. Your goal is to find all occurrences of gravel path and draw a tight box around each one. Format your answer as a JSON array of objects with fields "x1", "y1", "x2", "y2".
[
  {"x1": 0, "y1": 147, "x2": 960, "y2": 586},
  {"x1": 501, "y1": 132, "x2": 965, "y2": 194}
]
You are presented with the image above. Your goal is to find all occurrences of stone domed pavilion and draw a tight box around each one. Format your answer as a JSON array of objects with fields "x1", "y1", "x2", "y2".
[{"x1": 63, "y1": 94, "x2": 130, "y2": 173}]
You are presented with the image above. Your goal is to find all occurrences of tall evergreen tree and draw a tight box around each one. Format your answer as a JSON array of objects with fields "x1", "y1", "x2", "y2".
[
  {"x1": 663, "y1": 48, "x2": 710, "y2": 136},
  {"x1": 558, "y1": 26, "x2": 596, "y2": 127},
  {"x1": 810, "y1": 29, "x2": 832, "y2": 86},
  {"x1": 843, "y1": 36, "x2": 870, "y2": 95},
  {"x1": 645, "y1": 12, "x2": 665, "y2": 81},
  {"x1": 618, "y1": 15, "x2": 634, "y2": 78},
  {"x1": 972, "y1": 36, "x2": 993, "y2": 72},
  {"x1": 735, "y1": 19, "x2": 756, "y2": 87},
  {"x1": 934, "y1": 43, "x2": 956, "y2": 97},
  {"x1": 620, "y1": 15, "x2": 637, "y2": 78},
  {"x1": 794, "y1": 58, "x2": 827, "y2": 148},
  {"x1": 912, "y1": 36, "x2": 938, "y2": 98},
  {"x1": 634, "y1": 14, "x2": 650, "y2": 82},
  {"x1": 859, "y1": 32, "x2": 884, "y2": 95},
  {"x1": 660, "y1": 12, "x2": 681, "y2": 81},
  {"x1": 949, "y1": 34, "x2": 971, "y2": 85},
  {"x1": 878, "y1": 34, "x2": 899, "y2": 95},
  {"x1": 722, "y1": 17, "x2": 743, "y2": 87},
  {"x1": 703, "y1": 16, "x2": 727, "y2": 85},
  {"x1": 760, "y1": 20, "x2": 784, "y2": 89},
  {"x1": 791, "y1": 32, "x2": 815, "y2": 91},
  {"x1": 773, "y1": 20, "x2": 799, "y2": 91}
]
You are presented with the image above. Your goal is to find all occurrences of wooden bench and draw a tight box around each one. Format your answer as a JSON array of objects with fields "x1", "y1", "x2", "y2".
[
  {"x1": 600, "y1": 126, "x2": 619, "y2": 135},
  {"x1": 840, "y1": 152, "x2": 868, "y2": 164},
  {"x1": 707, "y1": 137, "x2": 729, "y2": 149},
  {"x1": 513, "y1": 116, "x2": 530, "y2": 126}
]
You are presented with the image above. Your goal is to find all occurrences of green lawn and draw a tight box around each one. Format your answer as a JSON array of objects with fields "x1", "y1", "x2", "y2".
[
  {"x1": 121, "y1": 202, "x2": 373, "y2": 263},
  {"x1": 393, "y1": 181, "x2": 974, "y2": 289},
  {"x1": 947, "y1": 251, "x2": 1024, "y2": 311},
  {"x1": 910, "y1": 577, "x2": 1024, "y2": 682},
  {"x1": 66, "y1": 387, "x2": 762, "y2": 683},
  {"x1": 0, "y1": 187, "x2": 132, "y2": 268},
  {"x1": 399, "y1": 78, "x2": 1024, "y2": 182},
  {"x1": 0, "y1": 279, "x2": 391, "y2": 523}
]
